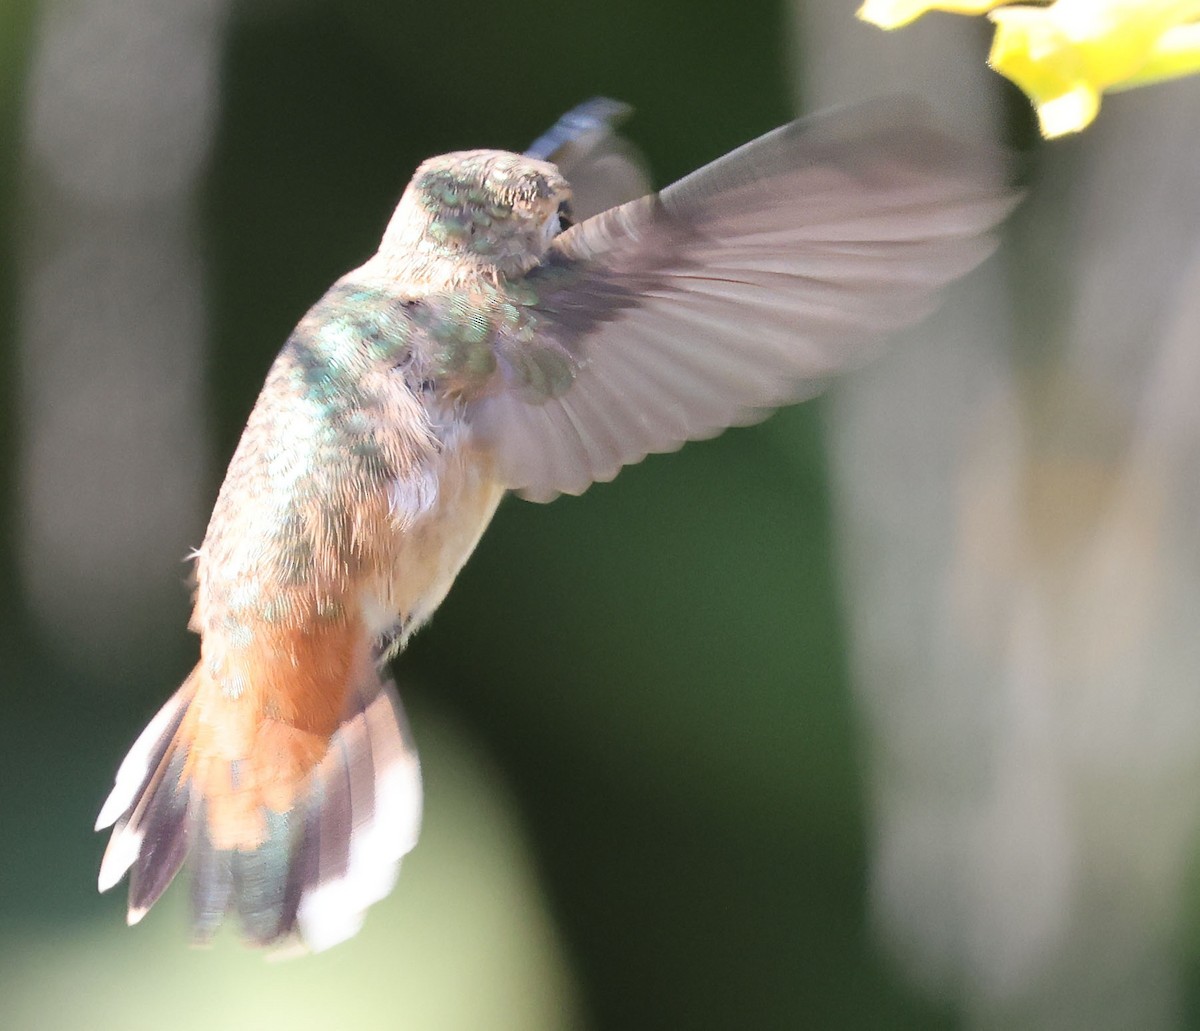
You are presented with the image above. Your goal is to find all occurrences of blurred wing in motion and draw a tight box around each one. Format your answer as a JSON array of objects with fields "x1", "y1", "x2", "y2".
[
  {"x1": 525, "y1": 97, "x2": 652, "y2": 221},
  {"x1": 471, "y1": 98, "x2": 1018, "y2": 501}
]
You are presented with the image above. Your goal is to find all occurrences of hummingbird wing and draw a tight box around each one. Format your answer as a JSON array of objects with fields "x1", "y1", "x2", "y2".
[
  {"x1": 468, "y1": 98, "x2": 1019, "y2": 502},
  {"x1": 526, "y1": 97, "x2": 652, "y2": 221}
]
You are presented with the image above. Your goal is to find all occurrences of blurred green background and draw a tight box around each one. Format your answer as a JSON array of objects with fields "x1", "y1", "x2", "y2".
[{"x1": 5, "y1": 1, "x2": 1200, "y2": 1029}]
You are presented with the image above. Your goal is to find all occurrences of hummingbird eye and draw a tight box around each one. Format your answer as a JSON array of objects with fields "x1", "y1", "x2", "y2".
[{"x1": 556, "y1": 200, "x2": 574, "y2": 232}]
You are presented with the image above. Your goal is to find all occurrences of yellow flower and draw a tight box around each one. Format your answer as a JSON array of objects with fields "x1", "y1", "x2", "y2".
[
  {"x1": 857, "y1": 0, "x2": 1009, "y2": 30},
  {"x1": 857, "y1": 0, "x2": 1200, "y2": 138},
  {"x1": 989, "y1": 0, "x2": 1200, "y2": 137}
]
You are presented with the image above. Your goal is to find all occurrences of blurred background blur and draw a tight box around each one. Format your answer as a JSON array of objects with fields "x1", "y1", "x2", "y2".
[{"x1": 3, "y1": 1, "x2": 1200, "y2": 1029}]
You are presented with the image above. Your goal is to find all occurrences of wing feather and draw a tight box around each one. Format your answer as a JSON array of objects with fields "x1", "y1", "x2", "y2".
[{"x1": 470, "y1": 98, "x2": 1018, "y2": 500}]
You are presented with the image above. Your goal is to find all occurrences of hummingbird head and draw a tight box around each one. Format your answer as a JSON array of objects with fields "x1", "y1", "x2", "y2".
[{"x1": 378, "y1": 150, "x2": 571, "y2": 280}]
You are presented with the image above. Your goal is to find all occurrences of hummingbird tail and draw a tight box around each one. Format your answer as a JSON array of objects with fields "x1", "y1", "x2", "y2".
[
  {"x1": 95, "y1": 673, "x2": 199, "y2": 922},
  {"x1": 205, "y1": 668, "x2": 423, "y2": 952},
  {"x1": 95, "y1": 650, "x2": 423, "y2": 953}
]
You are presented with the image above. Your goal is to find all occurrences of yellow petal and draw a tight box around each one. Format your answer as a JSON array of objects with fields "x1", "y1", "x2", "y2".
[
  {"x1": 857, "y1": 0, "x2": 1009, "y2": 31},
  {"x1": 987, "y1": 1, "x2": 1191, "y2": 137},
  {"x1": 860, "y1": 0, "x2": 1200, "y2": 137},
  {"x1": 1035, "y1": 83, "x2": 1101, "y2": 136},
  {"x1": 1117, "y1": 21, "x2": 1200, "y2": 89},
  {"x1": 988, "y1": 8, "x2": 1086, "y2": 137}
]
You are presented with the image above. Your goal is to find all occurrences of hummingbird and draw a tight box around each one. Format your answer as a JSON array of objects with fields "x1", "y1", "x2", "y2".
[{"x1": 96, "y1": 98, "x2": 1016, "y2": 953}]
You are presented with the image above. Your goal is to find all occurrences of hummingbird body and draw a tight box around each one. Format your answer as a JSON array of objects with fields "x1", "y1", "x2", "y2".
[
  {"x1": 187, "y1": 281, "x2": 506, "y2": 853},
  {"x1": 97, "y1": 99, "x2": 1018, "y2": 952}
]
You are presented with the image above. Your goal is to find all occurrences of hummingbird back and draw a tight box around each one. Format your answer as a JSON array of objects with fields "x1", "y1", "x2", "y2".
[{"x1": 95, "y1": 285, "x2": 502, "y2": 951}]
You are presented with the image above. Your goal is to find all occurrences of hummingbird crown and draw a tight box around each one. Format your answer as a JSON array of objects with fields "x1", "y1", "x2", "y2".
[{"x1": 379, "y1": 150, "x2": 570, "y2": 280}]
